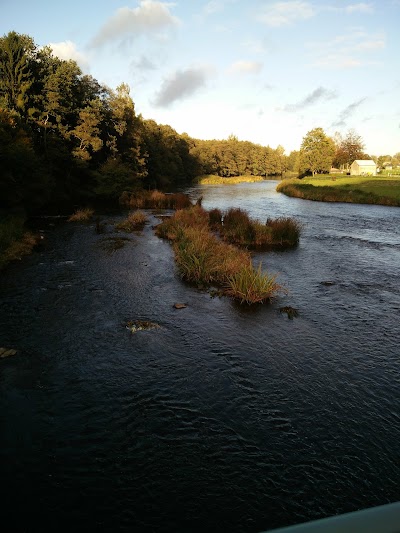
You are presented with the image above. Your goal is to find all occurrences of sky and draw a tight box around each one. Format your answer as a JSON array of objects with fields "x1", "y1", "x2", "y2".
[{"x1": 2, "y1": 0, "x2": 400, "y2": 156}]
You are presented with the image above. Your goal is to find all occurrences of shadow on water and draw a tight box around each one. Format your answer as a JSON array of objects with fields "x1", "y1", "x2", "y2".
[{"x1": 1, "y1": 184, "x2": 400, "y2": 532}]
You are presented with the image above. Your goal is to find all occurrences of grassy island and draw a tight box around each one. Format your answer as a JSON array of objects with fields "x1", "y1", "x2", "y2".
[
  {"x1": 277, "y1": 175, "x2": 400, "y2": 207},
  {"x1": 156, "y1": 205, "x2": 300, "y2": 304}
]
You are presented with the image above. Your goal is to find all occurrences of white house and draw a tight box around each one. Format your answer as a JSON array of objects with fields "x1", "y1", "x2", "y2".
[{"x1": 350, "y1": 160, "x2": 377, "y2": 176}]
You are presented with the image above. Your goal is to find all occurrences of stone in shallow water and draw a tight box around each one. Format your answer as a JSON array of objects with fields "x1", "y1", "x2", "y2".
[
  {"x1": 173, "y1": 303, "x2": 187, "y2": 309},
  {"x1": 125, "y1": 320, "x2": 161, "y2": 333},
  {"x1": 279, "y1": 306, "x2": 299, "y2": 319},
  {"x1": 0, "y1": 347, "x2": 17, "y2": 358}
]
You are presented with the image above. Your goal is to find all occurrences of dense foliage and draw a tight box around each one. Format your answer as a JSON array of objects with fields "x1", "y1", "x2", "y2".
[{"x1": 0, "y1": 31, "x2": 286, "y2": 214}]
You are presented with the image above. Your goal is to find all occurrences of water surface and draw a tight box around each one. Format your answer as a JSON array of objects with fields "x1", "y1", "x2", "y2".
[{"x1": 1, "y1": 181, "x2": 399, "y2": 532}]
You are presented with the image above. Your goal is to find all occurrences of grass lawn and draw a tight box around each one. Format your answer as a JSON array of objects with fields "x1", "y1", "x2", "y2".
[{"x1": 277, "y1": 175, "x2": 400, "y2": 206}]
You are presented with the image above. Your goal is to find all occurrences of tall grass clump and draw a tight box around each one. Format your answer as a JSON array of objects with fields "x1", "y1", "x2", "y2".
[
  {"x1": 208, "y1": 208, "x2": 223, "y2": 229},
  {"x1": 266, "y1": 217, "x2": 301, "y2": 246},
  {"x1": 68, "y1": 208, "x2": 94, "y2": 222},
  {"x1": 222, "y1": 208, "x2": 255, "y2": 245},
  {"x1": 121, "y1": 190, "x2": 192, "y2": 210},
  {"x1": 219, "y1": 207, "x2": 301, "y2": 249},
  {"x1": 116, "y1": 211, "x2": 147, "y2": 232},
  {"x1": 226, "y1": 263, "x2": 283, "y2": 305},
  {"x1": 155, "y1": 205, "x2": 209, "y2": 240}
]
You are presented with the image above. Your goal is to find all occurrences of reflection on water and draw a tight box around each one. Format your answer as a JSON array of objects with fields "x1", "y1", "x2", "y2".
[{"x1": 1, "y1": 181, "x2": 400, "y2": 532}]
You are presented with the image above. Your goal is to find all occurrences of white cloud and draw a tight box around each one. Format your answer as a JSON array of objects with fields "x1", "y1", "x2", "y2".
[
  {"x1": 91, "y1": 1, "x2": 180, "y2": 47},
  {"x1": 309, "y1": 30, "x2": 385, "y2": 69},
  {"x1": 153, "y1": 66, "x2": 214, "y2": 107},
  {"x1": 259, "y1": 1, "x2": 315, "y2": 27},
  {"x1": 344, "y1": 3, "x2": 374, "y2": 14},
  {"x1": 228, "y1": 60, "x2": 263, "y2": 74},
  {"x1": 355, "y1": 39, "x2": 385, "y2": 50},
  {"x1": 48, "y1": 41, "x2": 89, "y2": 70},
  {"x1": 201, "y1": 0, "x2": 238, "y2": 16}
]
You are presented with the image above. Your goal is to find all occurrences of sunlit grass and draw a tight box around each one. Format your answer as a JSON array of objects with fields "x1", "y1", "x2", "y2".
[
  {"x1": 277, "y1": 176, "x2": 400, "y2": 206},
  {"x1": 198, "y1": 175, "x2": 265, "y2": 185},
  {"x1": 155, "y1": 205, "x2": 284, "y2": 304},
  {"x1": 225, "y1": 262, "x2": 284, "y2": 305}
]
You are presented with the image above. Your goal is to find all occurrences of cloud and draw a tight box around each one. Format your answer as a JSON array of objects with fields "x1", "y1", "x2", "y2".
[
  {"x1": 90, "y1": 1, "x2": 179, "y2": 47},
  {"x1": 259, "y1": 1, "x2": 315, "y2": 27},
  {"x1": 153, "y1": 66, "x2": 213, "y2": 107},
  {"x1": 228, "y1": 60, "x2": 263, "y2": 74},
  {"x1": 309, "y1": 30, "x2": 385, "y2": 68},
  {"x1": 331, "y1": 98, "x2": 367, "y2": 127},
  {"x1": 344, "y1": 3, "x2": 373, "y2": 13},
  {"x1": 283, "y1": 86, "x2": 337, "y2": 112},
  {"x1": 131, "y1": 55, "x2": 157, "y2": 71},
  {"x1": 355, "y1": 39, "x2": 385, "y2": 50},
  {"x1": 201, "y1": 0, "x2": 238, "y2": 17},
  {"x1": 48, "y1": 41, "x2": 89, "y2": 70}
]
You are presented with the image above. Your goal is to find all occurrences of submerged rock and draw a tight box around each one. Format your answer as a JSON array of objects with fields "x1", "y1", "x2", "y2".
[
  {"x1": 279, "y1": 306, "x2": 299, "y2": 319},
  {"x1": 0, "y1": 347, "x2": 17, "y2": 358},
  {"x1": 125, "y1": 320, "x2": 161, "y2": 333}
]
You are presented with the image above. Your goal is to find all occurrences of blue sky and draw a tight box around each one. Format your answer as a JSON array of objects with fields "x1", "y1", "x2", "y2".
[{"x1": 2, "y1": 0, "x2": 400, "y2": 155}]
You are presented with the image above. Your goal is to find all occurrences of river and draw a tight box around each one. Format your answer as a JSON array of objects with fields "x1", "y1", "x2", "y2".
[{"x1": 1, "y1": 181, "x2": 399, "y2": 532}]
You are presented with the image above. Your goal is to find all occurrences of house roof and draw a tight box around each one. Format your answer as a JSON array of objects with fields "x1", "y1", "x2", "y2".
[{"x1": 352, "y1": 160, "x2": 376, "y2": 166}]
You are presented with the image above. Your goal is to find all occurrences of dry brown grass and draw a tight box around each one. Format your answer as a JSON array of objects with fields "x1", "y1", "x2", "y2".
[
  {"x1": 68, "y1": 208, "x2": 94, "y2": 222},
  {"x1": 116, "y1": 211, "x2": 147, "y2": 232}
]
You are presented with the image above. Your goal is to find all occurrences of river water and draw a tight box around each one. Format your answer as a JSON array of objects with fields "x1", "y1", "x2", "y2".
[{"x1": 1, "y1": 181, "x2": 399, "y2": 532}]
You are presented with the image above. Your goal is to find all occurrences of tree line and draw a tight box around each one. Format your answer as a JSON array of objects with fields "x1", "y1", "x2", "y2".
[{"x1": 0, "y1": 31, "x2": 286, "y2": 214}]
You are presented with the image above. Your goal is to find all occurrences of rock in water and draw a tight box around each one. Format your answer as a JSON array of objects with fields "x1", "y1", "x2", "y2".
[
  {"x1": 125, "y1": 320, "x2": 161, "y2": 333},
  {"x1": 173, "y1": 303, "x2": 187, "y2": 309},
  {"x1": 0, "y1": 347, "x2": 17, "y2": 358}
]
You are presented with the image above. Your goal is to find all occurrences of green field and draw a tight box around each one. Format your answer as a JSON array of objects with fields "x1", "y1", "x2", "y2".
[{"x1": 277, "y1": 175, "x2": 400, "y2": 206}]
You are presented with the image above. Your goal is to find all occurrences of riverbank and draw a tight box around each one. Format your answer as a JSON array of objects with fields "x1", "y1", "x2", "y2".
[
  {"x1": 0, "y1": 213, "x2": 40, "y2": 270},
  {"x1": 277, "y1": 175, "x2": 400, "y2": 206},
  {"x1": 197, "y1": 175, "x2": 276, "y2": 185}
]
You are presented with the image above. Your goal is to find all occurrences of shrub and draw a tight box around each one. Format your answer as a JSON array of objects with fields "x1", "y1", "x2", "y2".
[{"x1": 68, "y1": 208, "x2": 94, "y2": 222}]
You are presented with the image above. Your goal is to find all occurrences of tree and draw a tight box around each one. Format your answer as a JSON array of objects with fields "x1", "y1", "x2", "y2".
[
  {"x1": 0, "y1": 31, "x2": 36, "y2": 114},
  {"x1": 299, "y1": 127, "x2": 335, "y2": 176},
  {"x1": 333, "y1": 129, "x2": 365, "y2": 168},
  {"x1": 69, "y1": 98, "x2": 103, "y2": 161}
]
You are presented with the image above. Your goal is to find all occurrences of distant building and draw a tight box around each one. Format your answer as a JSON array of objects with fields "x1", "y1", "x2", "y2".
[{"x1": 350, "y1": 159, "x2": 377, "y2": 176}]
